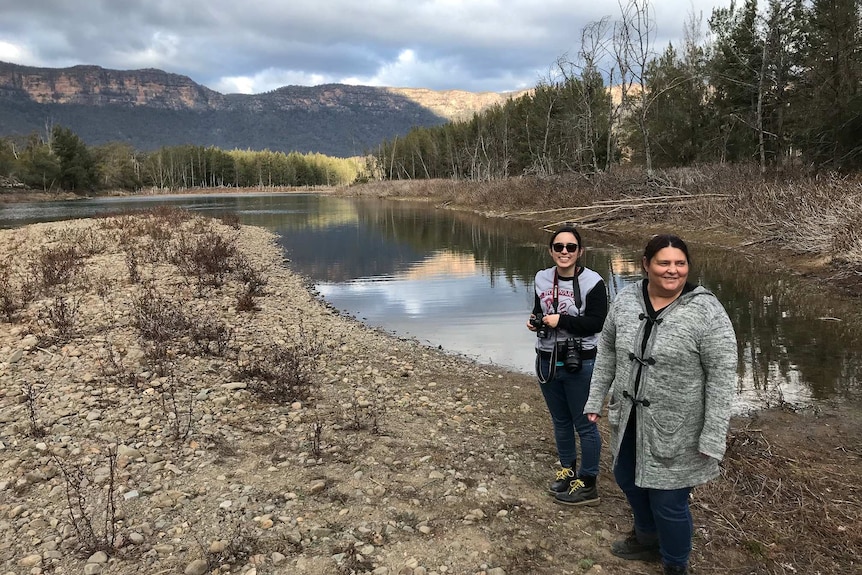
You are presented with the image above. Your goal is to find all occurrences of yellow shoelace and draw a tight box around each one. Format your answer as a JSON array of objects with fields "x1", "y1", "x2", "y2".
[
  {"x1": 555, "y1": 468, "x2": 574, "y2": 480},
  {"x1": 568, "y1": 479, "x2": 586, "y2": 494}
]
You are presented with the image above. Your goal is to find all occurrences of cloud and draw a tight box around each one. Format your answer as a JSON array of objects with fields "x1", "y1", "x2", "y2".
[{"x1": 0, "y1": 0, "x2": 735, "y2": 93}]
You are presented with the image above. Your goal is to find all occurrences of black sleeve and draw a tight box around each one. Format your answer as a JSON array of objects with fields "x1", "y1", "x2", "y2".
[
  {"x1": 558, "y1": 279, "x2": 608, "y2": 336},
  {"x1": 532, "y1": 292, "x2": 542, "y2": 316}
]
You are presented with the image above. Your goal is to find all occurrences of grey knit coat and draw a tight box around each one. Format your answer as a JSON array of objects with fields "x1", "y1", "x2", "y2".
[{"x1": 584, "y1": 280, "x2": 738, "y2": 489}]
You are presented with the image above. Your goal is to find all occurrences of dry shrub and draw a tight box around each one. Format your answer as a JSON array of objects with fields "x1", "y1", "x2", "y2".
[
  {"x1": 233, "y1": 254, "x2": 267, "y2": 311},
  {"x1": 52, "y1": 448, "x2": 120, "y2": 555},
  {"x1": 124, "y1": 247, "x2": 141, "y2": 283},
  {"x1": 238, "y1": 339, "x2": 321, "y2": 403},
  {"x1": 346, "y1": 165, "x2": 862, "y2": 268},
  {"x1": 696, "y1": 412, "x2": 862, "y2": 574},
  {"x1": 235, "y1": 287, "x2": 258, "y2": 312},
  {"x1": 97, "y1": 343, "x2": 137, "y2": 388},
  {"x1": 171, "y1": 230, "x2": 239, "y2": 292},
  {"x1": 98, "y1": 206, "x2": 193, "y2": 241},
  {"x1": 219, "y1": 211, "x2": 241, "y2": 229},
  {"x1": 188, "y1": 315, "x2": 233, "y2": 356},
  {"x1": 132, "y1": 284, "x2": 190, "y2": 361},
  {"x1": 0, "y1": 269, "x2": 18, "y2": 322},
  {"x1": 0, "y1": 264, "x2": 37, "y2": 322},
  {"x1": 35, "y1": 245, "x2": 81, "y2": 289},
  {"x1": 233, "y1": 254, "x2": 267, "y2": 295},
  {"x1": 38, "y1": 294, "x2": 80, "y2": 343},
  {"x1": 147, "y1": 205, "x2": 193, "y2": 225},
  {"x1": 158, "y1": 368, "x2": 195, "y2": 441},
  {"x1": 21, "y1": 382, "x2": 46, "y2": 437}
]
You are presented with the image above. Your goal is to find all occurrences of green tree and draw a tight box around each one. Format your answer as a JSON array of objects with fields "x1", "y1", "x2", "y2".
[
  {"x1": 794, "y1": 0, "x2": 862, "y2": 170},
  {"x1": 51, "y1": 126, "x2": 96, "y2": 192},
  {"x1": 0, "y1": 137, "x2": 16, "y2": 179},
  {"x1": 708, "y1": 0, "x2": 763, "y2": 163},
  {"x1": 761, "y1": 0, "x2": 806, "y2": 167},
  {"x1": 92, "y1": 142, "x2": 142, "y2": 190},
  {"x1": 18, "y1": 134, "x2": 60, "y2": 191},
  {"x1": 626, "y1": 44, "x2": 704, "y2": 167}
]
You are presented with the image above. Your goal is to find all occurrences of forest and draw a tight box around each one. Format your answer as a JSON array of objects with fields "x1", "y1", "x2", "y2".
[
  {"x1": 372, "y1": 0, "x2": 862, "y2": 180},
  {"x1": 1, "y1": 0, "x2": 859, "y2": 193},
  {"x1": 0, "y1": 128, "x2": 363, "y2": 192}
]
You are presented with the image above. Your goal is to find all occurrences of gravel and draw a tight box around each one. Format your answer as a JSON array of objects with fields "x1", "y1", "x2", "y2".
[{"x1": 0, "y1": 215, "x2": 616, "y2": 575}]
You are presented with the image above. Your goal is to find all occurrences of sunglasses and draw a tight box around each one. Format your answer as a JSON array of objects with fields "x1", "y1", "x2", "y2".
[{"x1": 552, "y1": 243, "x2": 579, "y2": 253}]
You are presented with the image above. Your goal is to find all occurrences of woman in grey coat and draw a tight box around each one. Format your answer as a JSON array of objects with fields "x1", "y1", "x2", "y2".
[{"x1": 584, "y1": 234, "x2": 737, "y2": 575}]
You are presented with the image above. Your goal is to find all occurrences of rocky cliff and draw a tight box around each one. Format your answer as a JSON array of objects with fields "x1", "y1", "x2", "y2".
[
  {"x1": 0, "y1": 63, "x2": 224, "y2": 110},
  {"x1": 0, "y1": 61, "x2": 523, "y2": 156}
]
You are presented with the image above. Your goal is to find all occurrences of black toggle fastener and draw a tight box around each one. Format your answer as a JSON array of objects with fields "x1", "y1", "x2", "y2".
[
  {"x1": 638, "y1": 313, "x2": 663, "y2": 325},
  {"x1": 622, "y1": 390, "x2": 651, "y2": 407},
  {"x1": 628, "y1": 352, "x2": 656, "y2": 366}
]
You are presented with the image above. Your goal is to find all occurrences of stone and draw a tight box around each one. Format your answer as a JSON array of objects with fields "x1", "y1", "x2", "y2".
[
  {"x1": 86, "y1": 550, "x2": 108, "y2": 564},
  {"x1": 307, "y1": 480, "x2": 326, "y2": 494},
  {"x1": 184, "y1": 559, "x2": 209, "y2": 575},
  {"x1": 17, "y1": 554, "x2": 41, "y2": 567}
]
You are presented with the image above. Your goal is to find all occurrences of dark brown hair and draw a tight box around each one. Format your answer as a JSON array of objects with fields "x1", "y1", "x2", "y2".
[
  {"x1": 643, "y1": 234, "x2": 691, "y2": 265},
  {"x1": 548, "y1": 225, "x2": 583, "y2": 248}
]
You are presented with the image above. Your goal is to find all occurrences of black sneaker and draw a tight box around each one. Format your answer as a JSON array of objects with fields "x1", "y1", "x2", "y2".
[
  {"x1": 548, "y1": 467, "x2": 575, "y2": 494},
  {"x1": 553, "y1": 478, "x2": 600, "y2": 506},
  {"x1": 610, "y1": 529, "x2": 661, "y2": 562},
  {"x1": 663, "y1": 563, "x2": 688, "y2": 575}
]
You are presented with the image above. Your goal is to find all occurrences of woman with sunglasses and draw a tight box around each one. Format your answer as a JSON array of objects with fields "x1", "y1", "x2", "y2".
[
  {"x1": 527, "y1": 224, "x2": 608, "y2": 506},
  {"x1": 584, "y1": 234, "x2": 737, "y2": 575}
]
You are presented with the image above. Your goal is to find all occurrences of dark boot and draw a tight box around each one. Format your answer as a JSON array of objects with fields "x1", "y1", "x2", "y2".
[
  {"x1": 548, "y1": 467, "x2": 575, "y2": 494},
  {"x1": 663, "y1": 563, "x2": 688, "y2": 574},
  {"x1": 553, "y1": 475, "x2": 600, "y2": 507},
  {"x1": 610, "y1": 528, "x2": 661, "y2": 562}
]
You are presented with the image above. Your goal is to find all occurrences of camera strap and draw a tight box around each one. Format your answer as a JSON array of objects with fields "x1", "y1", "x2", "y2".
[
  {"x1": 553, "y1": 268, "x2": 582, "y2": 314},
  {"x1": 538, "y1": 268, "x2": 583, "y2": 384}
]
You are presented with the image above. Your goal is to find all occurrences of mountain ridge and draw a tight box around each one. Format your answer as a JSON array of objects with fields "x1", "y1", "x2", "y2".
[{"x1": 0, "y1": 61, "x2": 525, "y2": 157}]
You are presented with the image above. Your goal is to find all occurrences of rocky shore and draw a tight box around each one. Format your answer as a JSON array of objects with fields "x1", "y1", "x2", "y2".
[{"x1": 1, "y1": 211, "x2": 859, "y2": 575}]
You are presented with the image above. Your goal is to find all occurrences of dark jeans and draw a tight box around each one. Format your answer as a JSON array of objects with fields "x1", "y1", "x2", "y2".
[
  {"x1": 614, "y1": 417, "x2": 692, "y2": 567},
  {"x1": 537, "y1": 357, "x2": 601, "y2": 477}
]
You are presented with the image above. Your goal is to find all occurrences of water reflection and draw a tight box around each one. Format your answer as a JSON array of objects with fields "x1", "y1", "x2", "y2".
[{"x1": 2, "y1": 192, "x2": 860, "y2": 411}]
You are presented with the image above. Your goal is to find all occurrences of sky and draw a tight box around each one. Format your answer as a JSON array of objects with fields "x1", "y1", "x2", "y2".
[{"x1": 0, "y1": 0, "x2": 734, "y2": 95}]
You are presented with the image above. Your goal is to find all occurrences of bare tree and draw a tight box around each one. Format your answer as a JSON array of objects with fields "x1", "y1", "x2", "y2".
[{"x1": 618, "y1": 0, "x2": 658, "y2": 174}]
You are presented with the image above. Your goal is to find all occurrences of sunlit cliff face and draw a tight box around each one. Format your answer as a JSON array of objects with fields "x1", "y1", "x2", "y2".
[
  {"x1": 0, "y1": 65, "x2": 221, "y2": 110},
  {"x1": 400, "y1": 251, "x2": 477, "y2": 280}
]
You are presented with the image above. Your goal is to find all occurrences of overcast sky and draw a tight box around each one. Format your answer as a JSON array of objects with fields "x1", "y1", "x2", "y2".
[{"x1": 0, "y1": 0, "x2": 734, "y2": 95}]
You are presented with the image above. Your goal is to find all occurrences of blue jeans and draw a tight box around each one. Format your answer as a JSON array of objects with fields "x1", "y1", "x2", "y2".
[
  {"x1": 537, "y1": 357, "x2": 601, "y2": 477},
  {"x1": 614, "y1": 417, "x2": 692, "y2": 567}
]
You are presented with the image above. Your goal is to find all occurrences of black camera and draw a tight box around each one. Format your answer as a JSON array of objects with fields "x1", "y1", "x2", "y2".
[
  {"x1": 530, "y1": 313, "x2": 550, "y2": 339},
  {"x1": 558, "y1": 337, "x2": 582, "y2": 372}
]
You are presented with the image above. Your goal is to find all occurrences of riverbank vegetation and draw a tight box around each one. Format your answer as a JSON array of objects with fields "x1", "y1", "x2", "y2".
[
  {"x1": 0, "y1": 127, "x2": 363, "y2": 193},
  {"x1": 342, "y1": 165, "x2": 862, "y2": 296},
  {"x1": 371, "y1": 0, "x2": 862, "y2": 179}
]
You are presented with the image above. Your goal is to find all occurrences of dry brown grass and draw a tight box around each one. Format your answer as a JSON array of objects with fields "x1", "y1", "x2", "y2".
[
  {"x1": 695, "y1": 406, "x2": 862, "y2": 574},
  {"x1": 342, "y1": 165, "x2": 862, "y2": 276}
]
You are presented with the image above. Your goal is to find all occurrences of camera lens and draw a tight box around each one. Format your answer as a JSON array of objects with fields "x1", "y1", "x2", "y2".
[{"x1": 563, "y1": 338, "x2": 581, "y2": 371}]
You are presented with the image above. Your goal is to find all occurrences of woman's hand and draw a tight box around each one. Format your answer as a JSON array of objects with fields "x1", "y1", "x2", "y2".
[
  {"x1": 526, "y1": 316, "x2": 537, "y2": 331},
  {"x1": 543, "y1": 313, "x2": 561, "y2": 328},
  {"x1": 587, "y1": 413, "x2": 600, "y2": 423}
]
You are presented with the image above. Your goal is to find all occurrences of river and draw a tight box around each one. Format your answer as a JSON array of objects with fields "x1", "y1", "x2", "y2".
[{"x1": 2, "y1": 191, "x2": 860, "y2": 412}]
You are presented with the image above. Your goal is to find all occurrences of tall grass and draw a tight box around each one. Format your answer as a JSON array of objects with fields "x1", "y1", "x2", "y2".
[{"x1": 341, "y1": 165, "x2": 862, "y2": 269}]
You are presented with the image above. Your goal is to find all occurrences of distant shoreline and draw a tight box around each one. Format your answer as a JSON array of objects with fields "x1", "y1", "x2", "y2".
[{"x1": 0, "y1": 186, "x2": 337, "y2": 204}]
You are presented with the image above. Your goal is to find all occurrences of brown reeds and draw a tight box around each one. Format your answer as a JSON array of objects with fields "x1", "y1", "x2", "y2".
[
  {"x1": 342, "y1": 165, "x2": 862, "y2": 274},
  {"x1": 695, "y1": 409, "x2": 862, "y2": 573}
]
